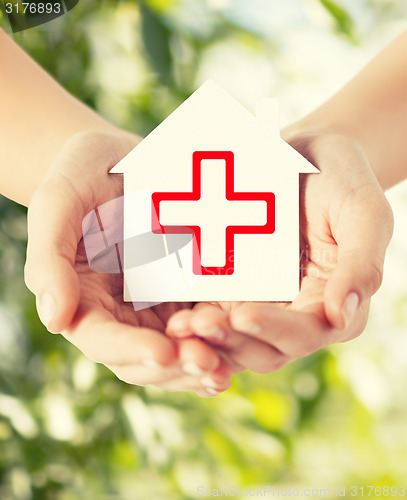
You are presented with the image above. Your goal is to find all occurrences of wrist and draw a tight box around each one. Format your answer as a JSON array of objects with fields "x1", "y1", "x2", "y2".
[
  {"x1": 45, "y1": 127, "x2": 141, "y2": 178},
  {"x1": 18, "y1": 125, "x2": 138, "y2": 207},
  {"x1": 282, "y1": 118, "x2": 391, "y2": 190}
]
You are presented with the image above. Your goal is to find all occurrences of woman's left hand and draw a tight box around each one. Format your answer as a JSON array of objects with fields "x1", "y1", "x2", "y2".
[{"x1": 167, "y1": 134, "x2": 394, "y2": 374}]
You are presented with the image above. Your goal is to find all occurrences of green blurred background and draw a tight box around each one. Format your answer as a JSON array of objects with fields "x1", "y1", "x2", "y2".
[{"x1": 1, "y1": 1, "x2": 407, "y2": 499}]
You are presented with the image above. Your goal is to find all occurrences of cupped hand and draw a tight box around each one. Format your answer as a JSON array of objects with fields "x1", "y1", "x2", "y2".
[
  {"x1": 24, "y1": 130, "x2": 233, "y2": 396},
  {"x1": 167, "y1": 134, "x2": 394, "y2": 372}
]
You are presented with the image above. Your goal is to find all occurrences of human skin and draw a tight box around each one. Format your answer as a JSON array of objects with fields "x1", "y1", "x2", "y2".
[
  {"x1": 0, "y1": 29, "x2": 117, "y2": 205},
  {"x1": 167, "y1": 31, "x2": 407, "y2": 371},
  {"x1": 0, "y1": 29, "x2": 232, "y2": 396},
  {"x1": 167, "y1": 134, "x2": 393, "y2": 372},
  {"x1": 1, "y1": 28, "x2": 401, "y2": 392},
  {"x1": 287, "y1": 30, "x2": 407, "y2": 190},
  {"x1": 25, "y1": 131, "x2": 234, "y2": 396}
]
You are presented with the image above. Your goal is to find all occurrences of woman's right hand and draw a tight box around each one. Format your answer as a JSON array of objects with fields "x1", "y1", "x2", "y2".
[{"x1": 24, "y1": 130, "x2": 233, "y2": 397}]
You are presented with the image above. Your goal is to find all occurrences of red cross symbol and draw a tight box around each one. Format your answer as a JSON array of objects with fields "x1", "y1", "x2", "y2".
[{"x1": 151, "y1": 151, "x2": 275, "y2": 275}]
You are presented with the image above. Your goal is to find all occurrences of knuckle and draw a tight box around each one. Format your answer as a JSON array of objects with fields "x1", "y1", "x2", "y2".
[
  {"x1": 352, "y1": 324, "x2": 366, "y2": 339},
  {"x1": 27, "y1": 188, "x2": 42, "y2": 216},
  {"x1": 79, "y1": 346, "x2": 105, "y2": 365},
  {"x1": 368, "y1": 262, "x2": 384, "y2": 293},
  {"x1": 290, "y1": 346, "x2": 311, "y2": 359},
  {"x1": 114, "y1": 369, "x2": 148, "y2": 387},
  {"x1": 272, "y1": 355, "x2": 291, "y2": 371},
  {"x1": 23, "y1": 259, "x2": 36, "y2": 293},
  {"x1": 114, "y1": 372, "x2": 134, "y2": 385},
  {"x1": 56, "y1": 237, "x2": 77, "y2": 265},
  {"x1": 252, "y1": 356, "x2": 288, "y2": 374},
  {"x1": 370, "y1": 193, "x2": 394, "y2": 233},
  {"x1": 382, "y1": 199, "x2": 395, "y2": 238},
  {"x1": 292, "y1": 338, "x2": 320, "y2": 358},
  {"x1": 232, "y1": 305, "x2": 262, "y2": 329},
  {"x1": 345, "y1": 312, "x2": 369, "y2": 340}
]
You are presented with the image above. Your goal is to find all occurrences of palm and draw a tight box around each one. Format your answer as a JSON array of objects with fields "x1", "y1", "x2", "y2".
[
  {"x1": 199, "y1": 138, "x2": 370, "y2": 328},
  {"x1": 225, "y1": 136, "x2": 374, "y2": 321},
  {"x1": 27, "y1": 131, "x2": 391, "y2": 385},
  {"x1": 290, "y1": 162, "x2": 368, "y2": 332},
  {"x1": 71, "y1": 134, "x2": 367, "y2": 340},
  {"x1": 194, "y1": 170, "x2": 366, "y2": 341},
  {"x1": 285, "y1": 134, "x2": 379, "y2": 334},
  {"x1": 74, "y1": 240, "x2": 183, "y2": 332},
  {"x1": 166, "y1": 134, "x2": 392, "y2": 375},
  {"x1": 25, "y1": 131, "x2": 236, "y2": 395}
]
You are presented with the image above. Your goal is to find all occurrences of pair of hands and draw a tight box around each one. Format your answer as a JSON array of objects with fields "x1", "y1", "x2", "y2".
[{"x1": 24, "y1": 129, "x2": 393, "y2": 396}]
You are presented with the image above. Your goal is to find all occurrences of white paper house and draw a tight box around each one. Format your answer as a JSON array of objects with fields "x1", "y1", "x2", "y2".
[{"x1": 110, "y1": 81, "x2": 318, "y2": 303}]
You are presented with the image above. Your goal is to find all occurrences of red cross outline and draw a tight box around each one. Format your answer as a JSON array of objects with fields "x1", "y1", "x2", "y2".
[{"x1": 151, "y1": 151, "x2": 275, "y2": 275}]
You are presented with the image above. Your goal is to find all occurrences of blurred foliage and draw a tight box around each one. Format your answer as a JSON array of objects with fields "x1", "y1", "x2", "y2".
[
  {"x1": 319, "y1": 0, "x2": 356, "y2": 42},
  {"x1": 1, "y1": 1, "x2": 407, "y2": 499}
]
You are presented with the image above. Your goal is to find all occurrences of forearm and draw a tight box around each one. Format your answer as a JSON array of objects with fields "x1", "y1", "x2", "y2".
[
  {"x1": 0, "y1": 29, "x2": 118, "y2": 206},
  {"x1": 284, "y1": 31, "x2": 407, "y2": 190}
]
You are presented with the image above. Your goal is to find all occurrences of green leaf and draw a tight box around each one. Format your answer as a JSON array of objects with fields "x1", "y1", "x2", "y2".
[
  {"x1": 319, "y1": 0, "x2": 357, "y2": 42},
  {"x1": 140, "y1": 4, "x2": 173, "y2": 85}
]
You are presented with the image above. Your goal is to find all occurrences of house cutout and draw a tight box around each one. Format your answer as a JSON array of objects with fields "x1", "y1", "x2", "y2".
[{"x1": 110, "y1": 81, "x2": 318, "y2": 303}]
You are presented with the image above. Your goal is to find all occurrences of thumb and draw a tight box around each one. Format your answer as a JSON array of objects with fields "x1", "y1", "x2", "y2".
[
  {"x1": 324, "y1": 187, "x2": 393, "y2": 330},
  {"x1": 24, "y1": 176, "x2": 83, "y2": 333}
]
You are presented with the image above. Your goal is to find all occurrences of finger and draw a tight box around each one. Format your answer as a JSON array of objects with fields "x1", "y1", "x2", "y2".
[
  {"x1": 177, "y1": 337, "x2": 221, "y2": 375},
  {"x1": 166, "y1": 309, "x2": 195, "y2": 338},
  {"x1": 109, "y1": 340, "x2": 233, "y2": 395},
  {"x1": 111, "y1": 356, "x2": 232, "y2": 395},
  {"x1": 160, "y1": 358, "x2": 233, "y2": 397},
  {"x1": 158, "y1": 378, "x2": 229, "y2": 397},
  {"x1": 167, "y1": 304, "x2": 228, "y2": 342},
  {"x1": 62, "y1": 300, "x2": 177, "y2": 367},
  {"x1": 189, "y1": 305, "x2": 229, "y2": 343},
  {"x1": 325, "y1": 182, "x2": 393, "y2": 329},
  {"x1": 166, "y1": 306, "x2": 245, "y2": 371},
  {"x1": 230, "y1": 302, "x2": 341, "y2": 359},
  {"x1": 108, "y1": 362, "x2": 181, "y2": 387},
  {"x1": 108, "y1": 340, "x2": 230, "y2": 389},
  {"x1": 25, "y1": 176, "x2": 84, "y2": 333},
  {"x1": 24, "y1": 131, "x2": 127, "y2": 334},
  {"x1": 189, "y1": 305, "x2": 288, "y2": 373},
  {"x1": 198, "y1": 357, "x2": 234, "y2": 394}
]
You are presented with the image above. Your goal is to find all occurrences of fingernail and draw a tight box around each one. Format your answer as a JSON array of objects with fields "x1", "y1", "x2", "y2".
[
  {"x1": 233, "y1": 321, "x2": 261, "y2": 335},
  {"x1": 196, "y1": 327, "x2": 226, "y2": 342},
  {"x1": 182, "y1": 361, "x2": 205, "y2": 375},
  {"x1": 37, "y1": 293, "x2": 55, "y2": 329},
  {"x1": 342, "y1": 292, "x2": 359, "y2": 329},
  {"x1": 206, "y1": 387, "x2": 222, "y2": 396},
  {"x1": 142, "y1": 359, "x2": 162, "y2": 370},
  {"x1": 167, "y1": 327, "x2": 193, "y2": 338},
  {"x1": 201, "y1": 377, "x2": 220, "y2": 388}
]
